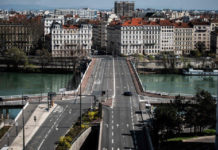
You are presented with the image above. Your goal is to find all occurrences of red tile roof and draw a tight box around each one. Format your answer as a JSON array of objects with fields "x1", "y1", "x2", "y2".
[
  {"x1": 122, "y1": 18, "x2": 144, "y2": 26},
  {"x1": 63, "y1": 25, "x2": 78, "y2": 29},
  {"x1": 158, "y1": 20, "x2": 174, "y2": 26},
  {"x1": 174, "y1": 23, "x2": 192, "y2": 28}
]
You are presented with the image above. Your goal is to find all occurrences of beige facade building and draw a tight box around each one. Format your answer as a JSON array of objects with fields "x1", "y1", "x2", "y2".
[
  {"x1": 0, "y1": 24, "x2": 33, "y2": 53},
  {"x1": 107, "y1": 18, "x2": 161, "y2": 56},
  {"x1": 192, "y1": 22, "x2": 211, "y2": 52},
  {"x1": 210, "y1": 20, "x2": 218, "y2": 31},
  {"x1": 51, "y1": 23, "x2": 92, "y2": 57},
  {"x1": 174, "y1": 23, "x2": 193, "y2": 55}
]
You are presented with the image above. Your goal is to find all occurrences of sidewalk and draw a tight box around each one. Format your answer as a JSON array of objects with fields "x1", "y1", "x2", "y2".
[
  {"x1": 183, "y1": 135, "x2": 215, "y2": 143},
  {"x1": 9, "y1": 104, "x2": 57, "y2": 150}
]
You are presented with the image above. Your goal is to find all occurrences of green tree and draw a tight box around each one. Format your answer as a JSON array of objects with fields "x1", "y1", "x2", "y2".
[
  {"x1": 194, "y1": 90, "x2": 216, "y2": 132},
  {"x1": 36, "y1": 48, "x2": 51, "y2": 69},
  {"x1": 185, "y1": 90, "x2": 216, "y2": 133},
  {"x1": 153, "y1": 105, "x2": 182, "y2": 142},
  {"x1": 195, "y1": 41, "x2": 206, "y2": 56},
  {"x1": 5, "y1": 47, "x2": 28, "y2": 68}
]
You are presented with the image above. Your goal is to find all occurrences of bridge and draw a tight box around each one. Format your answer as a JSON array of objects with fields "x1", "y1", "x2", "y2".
[{"x1": 0, "y1": 56, "x2": 168, "y2": 150}]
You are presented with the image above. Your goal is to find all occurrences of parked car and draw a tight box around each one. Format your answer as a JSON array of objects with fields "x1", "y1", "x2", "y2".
[{"x1": 123, "y1": 91, "x2": 133, "y2": 96}]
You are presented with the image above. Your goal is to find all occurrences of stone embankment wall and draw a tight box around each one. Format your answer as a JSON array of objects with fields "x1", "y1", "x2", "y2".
[
  {"x1": 136, "y1": 58, "x2": 216, "y2": 70},
  {"x1": 127, "y1": 59, "x2": 177, "y2": 99},
  {"x1": 127, "y1": 59, "x2": 194, "y2": 100}
]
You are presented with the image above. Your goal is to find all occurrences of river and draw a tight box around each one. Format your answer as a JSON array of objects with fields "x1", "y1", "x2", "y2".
[
  {"x1": 139, "y1": 74, "x2": 217, "y2": 96},
  {"x1": 0, "y1": 72, "x2": 80, "y2": 96}
]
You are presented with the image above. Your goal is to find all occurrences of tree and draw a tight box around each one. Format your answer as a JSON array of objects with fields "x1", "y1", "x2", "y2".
[
  {"x1": 195, "y1": 41, "x2": 206, "y2": 56},
  {"x1": 5, "y1": 47, "x2": 28, "y2": 68},
  {"x1": 185, "y1": 90, "x2": 216, "y2": 133},
  {"x1": 36, "y1": 48, "x2": 51, "y2": 69},
  {"x1": 153, "y1": 104, "x2": 182, "y2": 142},
  {"x1": 194, "y1": 90, "x2": 216, "y2": 132}
]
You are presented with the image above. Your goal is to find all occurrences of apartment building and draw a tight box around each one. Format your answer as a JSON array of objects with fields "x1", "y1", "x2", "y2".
[
  {"x1": 192, "y1": 22, "x2": 211, "y2": 51},
  {"x1": 159, "y1": 20, "x2": 175, "y2": 54},
  {"x1": 174, "y1": 23, "x2": 193, "y2": 55},
  {"x1": 114, "y1": 1, "x2": 135, "y2": 17},
  {"x1": 92, "y1": 21, "x2": 107, "y2": 50},
  {"x1": 51, "y1": 23, "x2": 92, "y2": 57},
  {"x1": 210, "y1": 20, "x2": 218, "y2": 31},
  {"x1": 107, "y1": 18, "x2": 161, "y2": 56},
  {"x1": 44, "y1": 15, "x2": 64, "y2": 35},
  {"x1": 54, "y1": 8, "x2": 98, "y2": 19},
  {"x1": 0, "y1": 24, "x2": 33, "y2": 53}
]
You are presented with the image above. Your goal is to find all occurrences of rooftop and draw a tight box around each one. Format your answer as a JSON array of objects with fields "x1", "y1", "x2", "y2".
[
  {"x1": 63, "y1": 25, "x2": 78, "y2": 29},
  {"x1": 174, "y1": 22, "x2": 192, "y2": 28}
]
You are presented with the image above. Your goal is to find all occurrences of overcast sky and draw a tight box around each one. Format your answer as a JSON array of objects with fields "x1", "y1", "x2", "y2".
[{"x1": 0, "y1": 0, "x2": 218, "y2": 10}]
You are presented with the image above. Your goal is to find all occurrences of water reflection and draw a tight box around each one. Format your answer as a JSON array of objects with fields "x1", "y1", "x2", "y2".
[
  {"x1": 139, "y1": 74, "x2": 217, "y2": 95},
  {"x1": 0, "y1": 72, "x2": 79, "y2": 96}
]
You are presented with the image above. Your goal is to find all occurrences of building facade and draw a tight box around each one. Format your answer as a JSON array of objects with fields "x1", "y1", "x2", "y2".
[
  {"x1": 44, "y1": 15, "x2": 64, "y2": 35},
  {"x1": 92, "y1": 21, "x2": 107, "y2": 50},
  {"x1": 0, "y1": 24, "x2": 33, "y2": 53},
  {"x1": 54, "y1": 8, "x2": 98, "y2": 19},
  {"x1": 192, "y1": 22, "x2": 211, "y2": 52},
  {"x1": 107, "y1": 18, "x2": 161, "y2": 56},
  {"x1": 210, "y1": 20, "x2": 218, "y2": 31},
  {"x1": 159, "y1": 20, "x2": 175, "y2": 54},
  {"x1": 174, "y1": 23, "x2": 193, "y2": 55},
  {"x1": 51, "y1": 23, "x2": 92, "y2": 57},
  {"x1": 114, "y1": 1, "x2": 135, "y2": 17}
]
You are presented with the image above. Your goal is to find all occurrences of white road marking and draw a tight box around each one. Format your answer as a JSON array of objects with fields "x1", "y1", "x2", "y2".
[
  {"x1": 112, "y1": 125, "x2": 114, "y2": 130},
  {"x1": 112, "y1": 139, "x2": 114, "y2": 143},
  {"x1": 112, "y1": 120, "x2": 114, "y2": 124},
  {"x1": 111, "y1": 57, "x2": 116, "y2": 108},
  {"x1": 112, "y1": 131, "x2": 114, "y2": 136},
  {"x1": 126, "y1": 124, "x2": 129, "y2": 128},
  {"x1": 38, "y1": 105, "x2": 68, "y2": 150},
  {"x1": 116, "y1": 124, "x2": 119, "y2": 128}
]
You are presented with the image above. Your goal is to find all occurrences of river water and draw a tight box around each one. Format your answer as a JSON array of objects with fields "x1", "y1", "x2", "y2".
[
  {"x1": 0, "y1": 72, "x2": 79, "y2": 96},
  {"x1": 139, "y1": 74, "x2": 217, "y2": 96}
]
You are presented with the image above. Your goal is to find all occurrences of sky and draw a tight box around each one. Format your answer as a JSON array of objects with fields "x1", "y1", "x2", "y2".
[{"x1": 0, "y1": 0, "x2": 218, "y2": 10}]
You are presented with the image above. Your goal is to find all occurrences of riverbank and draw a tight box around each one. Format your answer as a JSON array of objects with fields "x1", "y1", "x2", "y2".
[
  {"x1": 1, "y1": 58, "x2": 96, "y2": 101},
  {"x1": 0, "y1": 56, "x2": 91, "y2": 74},
  {"x1": 127, "y1": 59, "x2": 192, "y2": 99}
]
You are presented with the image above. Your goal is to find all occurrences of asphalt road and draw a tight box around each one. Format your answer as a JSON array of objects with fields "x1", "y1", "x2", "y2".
[
  {"x1": 26, "y1": 101, "x2": 90, "y2": 150},
  {"x1": 1, "y1": 56, "x2": 146, "y2": 150},
  {"x1": 101, "y1": 57, "x2": 147, "y2": 150}
]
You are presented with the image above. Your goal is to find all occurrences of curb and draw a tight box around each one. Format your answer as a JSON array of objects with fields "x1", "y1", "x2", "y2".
[
  {"x1": 14, "y1": 102, "x2": 29, "y2": 122},
  {"x1": 98, "y1": 120, "x2": 103, "y2": 150}
]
